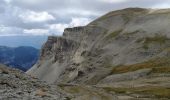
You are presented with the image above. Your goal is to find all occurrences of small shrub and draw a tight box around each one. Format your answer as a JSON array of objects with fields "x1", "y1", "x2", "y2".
[{"x1": 103, "y1": 86, "x2": 170, "y2": 98}]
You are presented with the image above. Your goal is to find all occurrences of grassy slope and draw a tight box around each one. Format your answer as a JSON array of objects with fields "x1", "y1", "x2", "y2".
[{"x1": 111, "y1": 57, "x2": 170, "y2": 74}]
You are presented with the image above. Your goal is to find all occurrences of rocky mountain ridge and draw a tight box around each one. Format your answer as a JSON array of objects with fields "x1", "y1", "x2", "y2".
[{"x1": 27, "y1": 8, "x2": 170, "y2": 99}]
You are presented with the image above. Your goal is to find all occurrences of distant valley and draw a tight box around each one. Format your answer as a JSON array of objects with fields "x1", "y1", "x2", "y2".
[{"x1": 0, "y1": 46, "x2": 39, "y2": 71}]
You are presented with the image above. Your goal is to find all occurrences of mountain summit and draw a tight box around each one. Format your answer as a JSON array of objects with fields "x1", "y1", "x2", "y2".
[{"x1": 27, "y1": 8, "x2": 170, "y2": 99}]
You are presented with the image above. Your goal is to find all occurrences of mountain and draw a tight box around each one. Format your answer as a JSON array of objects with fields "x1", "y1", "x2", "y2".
[
  {"x1": 0, "y1": 46, "x2": 39, "y2": 71},
  {"x1": 27, "y1": 8, "x2": 170, "y2": 99}
]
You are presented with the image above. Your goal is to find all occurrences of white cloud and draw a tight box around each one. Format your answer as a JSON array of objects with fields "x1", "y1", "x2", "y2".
[
  {"x1": 48, "y1": 17, "x2": 91, "y2": 35},
  {"x1": 13, "y1": 0, "x2": 43, "y2": 5},
  {"x1": 49, "y1": 24, "x2": 69, "y2": 33},
  {"x1": 65, "y1": 9, "x2": 101, "y2": 16},
  {"x1": 100, "y1": 0, "x2": 128, "y2": 3},
  {"x1": 0, "y1": 25, "x2": 7, "y2": 32},
  {"x1": 0, "y1": 25, "x2": 50, "y2": 36},
  {"x1": 23, "y1": 29, "x2": 50, "y2": 35},
  {"x1": 70, "y1": 17, "x2": 91, "y2": 27},
  {"x1": 0, "y1": 34, "x2": 19, "y2": 36},
  {"x1": 3, "y1": 0, "x2": 12, "y2": 4},
  {"x1": 0, "y1": 25, "x2": 23, "y2": 36},
  {"x1": 152, "y1": 3, "x2": 170, "y2": 9},
  {"x1": 2, "y1": 0, "x2": 170, "y2": 37},
  {"x1": 19, "y1": 11, "x2": 55, "y2": 23}
]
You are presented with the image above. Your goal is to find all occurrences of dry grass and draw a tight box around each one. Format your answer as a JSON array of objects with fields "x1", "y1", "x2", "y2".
[
  {"x1": 105, "y1": 29, "x2": 123, "y2": 39},
  {"x1": 103, "y1": 86, "x2": 170, "y2": 98},
  {"x1": 58, "y1": 84, "x2": 113, "y2": 100},
  {"x1": 124, "y1": 30, "x2": 140, "y2": 35},
  {"x1": 35, "y1": 88, "x2": 48, "y2": 97},
  {"x1": 163, "y1": 47, "x2": 170, "y2": 52},
  {"x1": 143, "y1": 34, "x2": 169, "y2": 49},
  {"x1": 144, "y1": 34, "x2": 168, "y2": 44},
  {"x1": 111, "y1": 58, "x2": 170, "y2": 74},
  {"x1": 98, "y1": 8, "x2": 146, "y2": 22},
  {"x1": 136, "y1": 34, "x2": 169, "y2": 49},
  {"x1": 151, "y1": 67, "x2": 170, "y2": 73}
]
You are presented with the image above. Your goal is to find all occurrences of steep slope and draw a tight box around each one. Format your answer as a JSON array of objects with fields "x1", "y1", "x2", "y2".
[
  {"x1": 0, "y1": 46, "x2": 39, "y2": 71},
  {"x1": 27, "y1": 8, "x2": 170, "y2": 99},
  {"x1": 0, "y1": 64, "x2": 66, "y2": 100}
]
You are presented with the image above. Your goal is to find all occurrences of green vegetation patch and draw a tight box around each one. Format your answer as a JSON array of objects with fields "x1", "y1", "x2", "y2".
[
  {"x1": 124, "y1": 30, "x2": 140, "y2": 35},
  {"x1": 151, "y1": 66, "x2": 170, "y2": 73},
  {"x1": 103, "y1": 86, "x2": 170, "y2": 98},
  {"x1": 105, "y1": 29, "x2": 123, "y2": 39},
  {"x1": 144, "y1": 34, "x2": 169, "y2": 44},
  {"x1": 111, "y1": 58, "x2": 170, "y2": 74},
  {"x1": 58, "y1": 85, "x2": 85, "y2": 94},
  {"x1": 136, "y1": 34, "x2": 170, "y2": 49}
]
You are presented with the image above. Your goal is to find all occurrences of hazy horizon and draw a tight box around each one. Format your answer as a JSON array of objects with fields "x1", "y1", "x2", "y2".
[{"x1": 0, "y1": 35, "x2": 48, "y2": 49}]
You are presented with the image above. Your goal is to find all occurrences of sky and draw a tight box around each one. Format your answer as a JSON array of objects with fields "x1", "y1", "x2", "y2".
[
  {"x1": 0, "y1": 0, "x2": 170, "y2": 36},
  {"x1": 0, "y1": 0, "x2": 170, "y2": 49}
]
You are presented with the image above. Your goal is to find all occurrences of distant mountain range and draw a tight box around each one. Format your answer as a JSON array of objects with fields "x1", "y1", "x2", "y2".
[
  {"x1": 0, "y1": 36, "x2": 47, "y2": 49},
  {"x1": 0, "y1": 46, "x2": 39, "y2": 71}
]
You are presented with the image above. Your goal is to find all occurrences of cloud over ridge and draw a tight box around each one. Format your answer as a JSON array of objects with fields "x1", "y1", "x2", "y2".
[{"x1": 0, "y1": 0, "x2": 170, "y2": 36}]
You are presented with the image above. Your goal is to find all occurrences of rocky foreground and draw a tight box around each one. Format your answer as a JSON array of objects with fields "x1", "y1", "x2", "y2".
[{"x1": 0, "y1": 64, "x2": 67, "y2": 100}]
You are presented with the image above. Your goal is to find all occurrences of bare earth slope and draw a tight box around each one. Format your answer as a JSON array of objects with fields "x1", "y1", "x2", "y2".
[{"x1": 27, "y1": 8, "x2": 170, "y2": 100}]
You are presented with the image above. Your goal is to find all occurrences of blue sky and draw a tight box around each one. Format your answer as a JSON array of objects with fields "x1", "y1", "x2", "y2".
[
  {"x1": 0, "y1": 0, "x2": 170, "y2": 36},
  {"x1": 0, "y1": 36, "x2": 47, "y2": 48}
]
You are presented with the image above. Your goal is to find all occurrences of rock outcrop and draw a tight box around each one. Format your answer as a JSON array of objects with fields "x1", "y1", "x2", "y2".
[
  {"x1": 27, "y1": 8, "x2": 170, "y2": 99},
  {"x1": 0, "y1": 64, "x2": 67, "y2": 100}
]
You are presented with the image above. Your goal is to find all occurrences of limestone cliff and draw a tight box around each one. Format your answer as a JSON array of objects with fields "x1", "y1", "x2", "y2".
[{"x1": 27, "y1": 8, "x2": 170, "y2": 99}]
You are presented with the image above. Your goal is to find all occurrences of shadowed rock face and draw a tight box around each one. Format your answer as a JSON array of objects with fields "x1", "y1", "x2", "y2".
[
  {"x1": 40, "y1": 36, "x2": 79, "y2": 61},
  {"x1": 27, "y1": 8, "x2": 170, "y2": 99}
]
